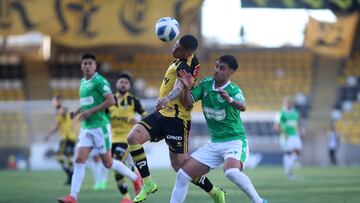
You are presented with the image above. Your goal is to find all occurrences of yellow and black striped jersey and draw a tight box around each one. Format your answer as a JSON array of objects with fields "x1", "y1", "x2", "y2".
[
  {"x1": 56, "y1": 108, "x2": 77, "y2": 141},
  {"x1": 159, "y1": 54, "x2": 200, "y2": 121},
  {"x1": 109, "y1": 92, "x2": 147, "y2": 143}
]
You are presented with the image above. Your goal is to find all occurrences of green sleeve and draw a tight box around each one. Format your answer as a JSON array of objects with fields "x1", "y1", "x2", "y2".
[
  {"x1": 279, "y1": 112, "x2": 287, "y2": 131},
  {"x1": 98, "y1": 79, "x2": 112, "y2": 95},
  {"x1": 232, "y1": 88, "x2": 246, "y2": 103},
  {"x1": 191, "y1": 79, "x2": 204, "y2": 102}
]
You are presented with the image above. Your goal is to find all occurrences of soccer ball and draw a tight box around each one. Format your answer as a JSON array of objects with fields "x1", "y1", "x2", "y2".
[{"x1": 155, "y1": 17, "x2": 180, "y2": 42}]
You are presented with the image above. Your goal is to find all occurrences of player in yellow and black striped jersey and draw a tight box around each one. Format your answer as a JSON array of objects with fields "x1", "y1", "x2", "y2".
[
  {"x1": 108, "y1": 73, "x2": 146, "y2": 202},
  {"x1": 127, "y1": 35, "x2": 221, "y2": 203},
  {"x1": 44, "y1": 95, "x2": 76, "y2": 185}
]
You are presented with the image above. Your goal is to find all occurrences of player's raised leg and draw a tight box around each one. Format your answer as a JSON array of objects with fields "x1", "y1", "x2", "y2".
[
  {"x1": 127, "y1": 124, "x2": 157, "y2": 202},
  {"x1": 224, "y1": 158, "x2": 266, "y2": 203},
  {"x1": 100, "y1": 150, "x2": 139, "y2": 184},
  {"x1": 170, "y1": 157, "x2": 225, "y2": 203},
  {"x1": 169, "y1": 150, "x2": 223, "y2": 203}
]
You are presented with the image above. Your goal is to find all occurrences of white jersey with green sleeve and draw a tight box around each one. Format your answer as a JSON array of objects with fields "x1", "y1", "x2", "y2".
[
  {"x1": 79, "y1": 73, "x2": 112, "y2": 129},
  {"x1": 191, "y1": 77, "x2": 246, "y2": 142}
]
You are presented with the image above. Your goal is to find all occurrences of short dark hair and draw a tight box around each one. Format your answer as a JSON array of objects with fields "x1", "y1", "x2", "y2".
[
  {"x1": 81, "y1": 53, "x2": 96, "y2": 61},
  {"x1": 118, "y1": 72, "x2": 132, "y2": 83},
  {"x1": 219, "y1": 55, "x2": 238, "y2": 70},
  {"x1": 179, "y1": 35, "x2": 198, "y2": 51}
]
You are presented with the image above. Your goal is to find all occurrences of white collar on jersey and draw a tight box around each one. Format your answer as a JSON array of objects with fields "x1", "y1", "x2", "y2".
[
  {"x1": 212, "y1": 80, "x2": 230, "y2": 91},
  {"x1": 84, "y1": 72, "x2": 98, "y2": 82}
]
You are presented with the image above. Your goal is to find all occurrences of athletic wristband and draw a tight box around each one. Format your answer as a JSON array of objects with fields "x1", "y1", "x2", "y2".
[{"x1": 228, "y1": 97, "x2": 234, "y2": 103}]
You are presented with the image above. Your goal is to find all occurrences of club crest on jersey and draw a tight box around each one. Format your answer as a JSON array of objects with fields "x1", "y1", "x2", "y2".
[{"x1": 217, "y1": 94, "x2": 225, "y2": 103}]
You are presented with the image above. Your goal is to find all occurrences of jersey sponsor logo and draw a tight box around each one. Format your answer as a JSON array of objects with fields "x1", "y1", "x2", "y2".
[
  {"x1": 286, "y1": 120, "x2": 297, "y2": 126},
  {"x1": 203, "y1": 107, "x2": 226, "y2": 121},
  {"x1": 80, "y1": 96, "x2": 94, "y2": 106},
  {"x1": 217, "y1": 94, "x2": 225, "y2": 103},
  {"x1": 111, "y1": 116, "x2": 130, "y2": 122},
  {"x1": 166, "y1": 134, "x2": 183, "y2": 141}
]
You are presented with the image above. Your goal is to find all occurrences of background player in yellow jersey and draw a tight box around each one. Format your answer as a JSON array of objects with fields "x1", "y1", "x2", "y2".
[
  {"x1": 109, "y1": 72, "x2": 146, "y2": 203},
  {"x1": 45, "y1": 95, "x2": 77, "y2": 185},
  {"x1": 127, "y1": 35, "x2": 224, "y2": 203}
]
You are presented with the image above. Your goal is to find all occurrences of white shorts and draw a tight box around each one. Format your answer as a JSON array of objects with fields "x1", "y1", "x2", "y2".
[
  {"x1": 285, "y1": 136, "x2": 302, "y2": 152},
  {"x1": 77, "y1": 124, "x2": 112, "y2": 154},
  {"x1": 279, "y1": 134, "x2": 287, "y2": 151},
  {"x1": 88, "y1": 148, "x2": 100, "y2": 157},
  {"x1": 191, "y1": 140, "x2": 249, "y2": 169}
]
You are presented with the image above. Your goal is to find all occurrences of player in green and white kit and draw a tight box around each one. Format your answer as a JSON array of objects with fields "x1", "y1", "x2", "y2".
[
  {"x1": 278, "y1": 97, "x2": 303, "y2": 178},
  {"x1": 170, "y1": 55, "x2": 267, "y2": 203},
  {"x1": 273, "y1": 99, "x2": 288, "y2": 152},
  {"x1": 58, "y1": 53, "x2": 141, "y2": 203}
]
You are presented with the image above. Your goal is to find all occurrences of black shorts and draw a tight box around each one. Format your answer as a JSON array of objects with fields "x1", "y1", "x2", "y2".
[
  {"x1": 139, "y1": 111, "x2": 191, "y2": 154},
  {"x1": 111, "y1": 142, "x2": 129, "y2": 162},
  {"x1": 57, "y1": 140, "x2": 75, "y2": 157}
]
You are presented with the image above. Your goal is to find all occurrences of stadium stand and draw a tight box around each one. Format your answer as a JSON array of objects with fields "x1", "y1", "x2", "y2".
[
  {"x1": 49, "y1": 50, "x2": 313, "y2": 112},
  {"x1": 0, "y1": 54, "x2": 25, "y2": 100},
  {"x1": 48, "y1": 53, "x2": 82, "y2": 99},
  {"x1": 203, "y1": 49, "x2": 313, "y2": 114},
  {"x1": 47, "y1": 50, "x2": 312, "y2": 137},
  {"x1": 48, "y1": 52, "x2": 172, "y2": 99},
  {"x1": 0, "y1": 110, "x2": 28, "y2": 148},
  {"x1": 333, "y1": 52, "x2": 360, "y2": 144},
  {"x1": 336, "y1": 103, "x2": 360, "y2": 144}
]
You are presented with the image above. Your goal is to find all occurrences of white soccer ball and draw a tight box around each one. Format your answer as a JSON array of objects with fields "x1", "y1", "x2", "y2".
[{"x1": 155, "y1": 17, "x2": 180, "y2": 42}]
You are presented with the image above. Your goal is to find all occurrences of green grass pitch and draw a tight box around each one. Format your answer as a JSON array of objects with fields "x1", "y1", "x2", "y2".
[{"x1": 0, "y1": 166, "x2": 359, "y2": 203}]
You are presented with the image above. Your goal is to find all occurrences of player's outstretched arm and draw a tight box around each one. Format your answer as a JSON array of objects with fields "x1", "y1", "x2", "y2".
[
  {"x1": 78, "y1": 93, "x2": 115, "y2": 121},
  {"x1": 70, "y1": 108, "x2": 82, "y2": 119},
  {"x1": 156, "y1": 78, "x2": 184, "y2": 110},
  {"x1": 44, "y1": 122, "x2": 60, "y2": 141}
]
